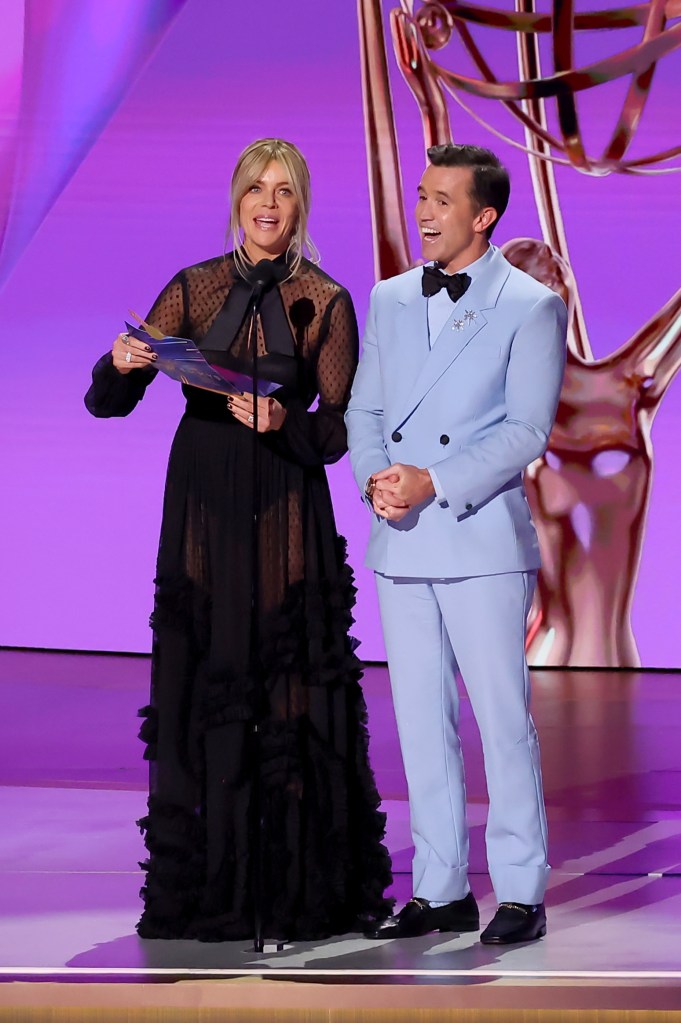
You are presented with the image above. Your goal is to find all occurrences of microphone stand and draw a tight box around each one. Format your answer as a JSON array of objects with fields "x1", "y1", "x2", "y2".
[
  {"x1": 244, "y1": 262, "x2": 284, "y2": 955},
  {"x1": 247, "y1": 283, "x2": 265, "y2": 955}
]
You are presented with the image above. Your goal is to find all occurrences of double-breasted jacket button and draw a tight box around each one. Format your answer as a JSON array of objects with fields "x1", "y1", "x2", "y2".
[
  {"x1": 440, "y1": 434, "x2": 450, "y2": 446},
  {"x1": 391, "y1": 431, "x2": 402, "y2": 443}
]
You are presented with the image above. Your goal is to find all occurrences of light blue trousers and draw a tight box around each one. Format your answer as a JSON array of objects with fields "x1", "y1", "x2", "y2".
[{"x1": 375, "y1": 570, "x2": 549, "y2": 905}]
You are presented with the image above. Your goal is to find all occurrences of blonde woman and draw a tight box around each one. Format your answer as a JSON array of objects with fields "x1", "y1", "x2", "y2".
[{"x1": 86, "y1": 139, "x2": 392, "y2": 941}]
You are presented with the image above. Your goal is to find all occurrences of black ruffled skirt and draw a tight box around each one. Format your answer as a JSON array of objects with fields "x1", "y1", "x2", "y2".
[{"x1": 135, "y1": 411, "x2": 393, "y2": 941}]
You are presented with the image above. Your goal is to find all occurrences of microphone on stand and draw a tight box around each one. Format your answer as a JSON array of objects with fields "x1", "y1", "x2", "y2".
[
  {"x1": 245, "y1": 258, "x2": 276, "y2": 526},
  {"x1": 247, "y1": 258, "x2": 277, "y2": 300},
  {"x1": 246, "y1": 259, "x2": 276, "y2": 435}
]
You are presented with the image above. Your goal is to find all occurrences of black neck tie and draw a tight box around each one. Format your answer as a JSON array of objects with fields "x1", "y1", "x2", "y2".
[{"x1": 422, "y1": 265, "x2": 471, "y2": 303}]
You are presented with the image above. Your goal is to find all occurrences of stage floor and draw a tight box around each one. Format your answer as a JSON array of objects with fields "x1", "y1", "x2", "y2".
[{"x1": 1, "y1": 650, "x2": 681, "y2": 1016}]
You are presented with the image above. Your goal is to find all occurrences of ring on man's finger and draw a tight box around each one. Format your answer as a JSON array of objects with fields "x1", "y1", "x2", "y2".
[{"x1": 125, "y1": 351, "x2": 132, "y2": 363}]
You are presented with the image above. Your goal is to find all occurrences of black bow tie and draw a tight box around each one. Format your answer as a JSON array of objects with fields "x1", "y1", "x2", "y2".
[{"x1": 422, "y1": 265, "x2": 471, "y2": 303}]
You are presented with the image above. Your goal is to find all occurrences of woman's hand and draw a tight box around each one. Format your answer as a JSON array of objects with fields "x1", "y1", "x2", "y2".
[
  {"x1": 227, "y1": 392, "x2": 287, "y2": 432},
  {"x1": 111, "y1": 332, "x2": 158, "y2": 375}
]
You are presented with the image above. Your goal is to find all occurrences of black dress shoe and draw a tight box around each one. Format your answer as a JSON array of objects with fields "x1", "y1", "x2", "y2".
[
  {"x1": 366, "y1": 892, "x2": 479, "y2": 939},
  {"x1": 480, "y1": 902, "x2": 546, "y2": 945}
]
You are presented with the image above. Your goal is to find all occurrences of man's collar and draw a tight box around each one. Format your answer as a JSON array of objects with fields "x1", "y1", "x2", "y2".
[{"x1": 431, "y1": 244, "x2": 495, "y2": 280}]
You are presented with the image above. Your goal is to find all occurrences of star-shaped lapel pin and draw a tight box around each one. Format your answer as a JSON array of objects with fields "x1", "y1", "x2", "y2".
[
  {"x1": 463, "y1": 309, "x2": 477, "y2": 325},
  {"x1": 452, "y1": 318, "x2": 465, "y2": 331}
]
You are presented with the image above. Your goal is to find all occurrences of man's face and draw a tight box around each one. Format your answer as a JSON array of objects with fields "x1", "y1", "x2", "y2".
[{"x1": 415, "y1": 164, "x2": 492, "y2": 269}]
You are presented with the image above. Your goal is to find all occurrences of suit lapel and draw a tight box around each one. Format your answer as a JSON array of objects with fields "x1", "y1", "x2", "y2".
[
  {"x1": 389, "y1": 271, "x2": 430, "y2": 420},
  {"x1": 394, "y1": 249, "x2": 511, "y2": 428}
]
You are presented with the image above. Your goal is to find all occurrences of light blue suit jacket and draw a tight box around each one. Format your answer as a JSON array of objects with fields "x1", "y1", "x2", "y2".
[{"x1": 345, "y1": 247, "x2": 568, "y2": 578}]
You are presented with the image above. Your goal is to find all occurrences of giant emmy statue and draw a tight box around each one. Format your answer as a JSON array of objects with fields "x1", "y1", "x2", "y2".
[{"x1": 358, "y1": 0, "x2": 681, "y2": 667}]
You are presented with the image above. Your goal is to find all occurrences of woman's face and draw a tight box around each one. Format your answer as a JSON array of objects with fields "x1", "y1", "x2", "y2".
[{"x1": 239, "y1": 159, "x2": 299, "y2": 262}]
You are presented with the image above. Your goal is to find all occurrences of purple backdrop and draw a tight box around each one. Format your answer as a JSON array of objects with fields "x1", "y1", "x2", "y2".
[{"x1": 1, "y1": 0, "x2": 680, "y2": 665}]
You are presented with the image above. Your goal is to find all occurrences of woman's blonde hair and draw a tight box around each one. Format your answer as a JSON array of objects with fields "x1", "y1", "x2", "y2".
[{"x1": 229, "y1": 138, "x2": 320, "y2": 278}]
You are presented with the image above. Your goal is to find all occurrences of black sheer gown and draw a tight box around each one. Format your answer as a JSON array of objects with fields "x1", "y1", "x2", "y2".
[{"x1": 85, "y1": 252, "x2": 393, "y2": 941}]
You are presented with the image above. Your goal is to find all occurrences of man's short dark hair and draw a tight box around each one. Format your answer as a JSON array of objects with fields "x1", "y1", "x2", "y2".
[{"x1": 427, "y1": 143, "x2": 510, "y2": 238}]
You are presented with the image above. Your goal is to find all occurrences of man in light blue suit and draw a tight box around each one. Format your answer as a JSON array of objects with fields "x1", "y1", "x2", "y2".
[{"x1": 346, "y1": 144, "x2": 567, "y2": 944}]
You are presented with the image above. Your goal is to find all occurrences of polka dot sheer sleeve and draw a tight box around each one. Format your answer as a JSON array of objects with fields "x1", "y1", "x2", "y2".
[
  {"x1": 84, "y1": 274, "x2": 186, "y2": 419},
  {"x1": 268, "y1": 288, "x2": 360, "y2": 467}
]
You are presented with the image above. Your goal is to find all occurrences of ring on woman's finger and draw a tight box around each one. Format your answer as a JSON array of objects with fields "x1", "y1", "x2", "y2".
[
  {"x1": 121, "y1": 332, "x2": 130, "y2": 343},
  {"x1": 125, "y1": 351, "x2": 132, "y2": 363},
  {"x1": 248, "y1": 414, "x2": 254, "y2": 424}
]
